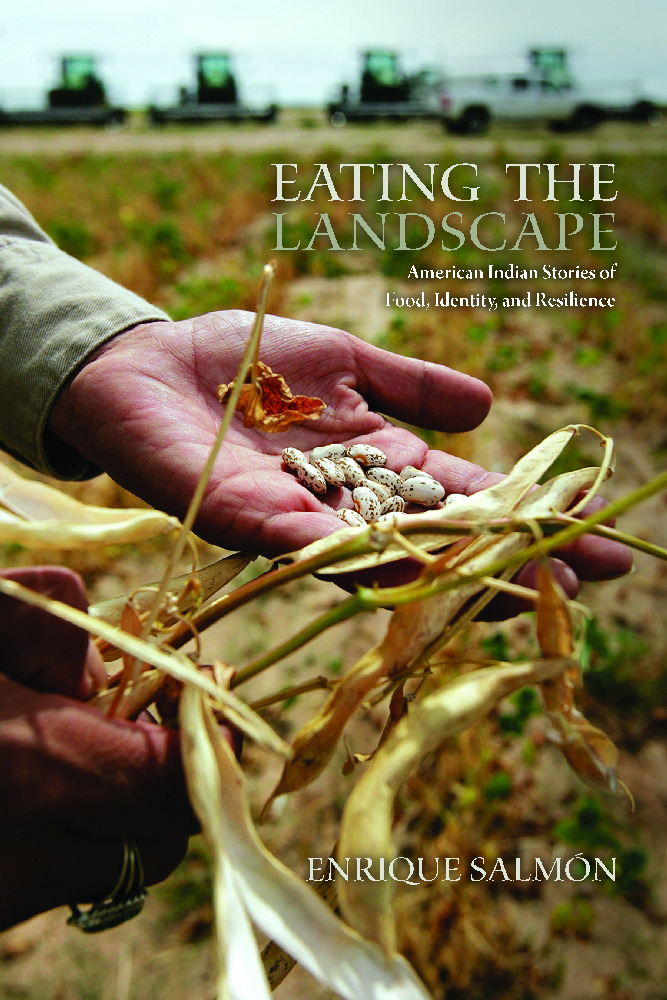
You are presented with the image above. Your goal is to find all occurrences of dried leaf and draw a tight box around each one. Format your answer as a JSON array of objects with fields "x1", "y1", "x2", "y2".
[
  {"x1": 217, "y1": 361, "x2": 325, "y2": 433},
  {"x1": 337, "y1": 658, "x2": 571, "y2": 953},
  {"x1": 180, "y1": 686, "x2": 432, "y2": 1000}
]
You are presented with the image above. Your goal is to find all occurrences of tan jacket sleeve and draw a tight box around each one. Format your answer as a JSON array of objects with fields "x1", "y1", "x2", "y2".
[{"x1": 0, "y1": 183, "x2": 170, "y2": 479}]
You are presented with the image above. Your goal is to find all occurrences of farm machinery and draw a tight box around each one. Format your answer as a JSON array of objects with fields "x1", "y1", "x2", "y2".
[
  {"x1": 0, "y1": 55, "x2": 127, "y2": 127},
  {"x1": 327, "y1": 50, "x2": 443, "y2": 125},
  {"x1": 148, "y1": 52, "x2": 278, "y2": 125}
]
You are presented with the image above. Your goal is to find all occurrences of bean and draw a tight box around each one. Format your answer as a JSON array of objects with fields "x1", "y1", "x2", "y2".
[
  {"x1": 335, "y1": 508, "x2": 367, "y2": 527},
  {"x1": 311, "y1": 444, "x2": 347, "y2": 463},
  {"x1": 444, "y1": 493, "x2": 467, "y2": 505},
  {"x1": 347, "y1": 444, "x2": 387, "y2": 467},
  {"x1": 359, "y1": 479, "x2": 392, "y2": 503},
  {"x1": 399, "y1": 465, "x2": 436, "y2": 482},
  {"x1": 365, "y1": 467, "x2": 401, "y2": 493},
  {"x1": 282, "y1": 447, "x2": 307, "y2": 471},
  {"x1": 379, "y1": 495, "x2": 405, "y2": 515},
  {"x1": 296, "y1": 462, "x2": 327, "y2": 495},
  {"x1": 352, "y1": 486, "x2": 381, "y2": 522},
  {"x1": 312, "y1": 457, "x2": 346, "y2": 487},
  {"x1": 336, "y1": 456, "x2": 366, "y2": 488},
  {"x1": 398, "y1": 476, "x2": 445, "y2": 506}
]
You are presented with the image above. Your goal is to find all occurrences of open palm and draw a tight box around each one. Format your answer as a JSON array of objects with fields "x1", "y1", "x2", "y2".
[{"x1": 50, "y1": 310, "x2": 630, "y2": 586}]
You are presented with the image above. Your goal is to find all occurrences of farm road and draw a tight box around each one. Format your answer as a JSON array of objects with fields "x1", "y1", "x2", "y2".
[{"x1": 1, "y1": 112, "x2": 666, "y2": 156}]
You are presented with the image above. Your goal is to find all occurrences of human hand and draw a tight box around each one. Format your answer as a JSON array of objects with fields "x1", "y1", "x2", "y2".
[
  {"x1": 0, "y1": 566, "x2": 192, "y2": 930},
  {"x1": 48, "y1": 312, "x2": 631, "y2": 595}
]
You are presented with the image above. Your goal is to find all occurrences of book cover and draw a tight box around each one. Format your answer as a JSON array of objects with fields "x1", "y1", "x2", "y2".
[{"x1": 0, "y1": 3, "x2": 666, "y2": 999}]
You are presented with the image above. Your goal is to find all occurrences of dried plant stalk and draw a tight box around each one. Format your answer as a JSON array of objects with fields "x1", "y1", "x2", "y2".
[{"x1": 337, "y1": 658, "x2": 573, "y2": 953}]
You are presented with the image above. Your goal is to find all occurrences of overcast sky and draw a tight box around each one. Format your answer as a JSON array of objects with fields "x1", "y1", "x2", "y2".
[{"x1": 2, "y1": 0, "x2": 666, "y2": 107}]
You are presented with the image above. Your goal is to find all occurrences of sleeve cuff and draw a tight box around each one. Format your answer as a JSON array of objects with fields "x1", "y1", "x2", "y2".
[{"x1": 0, "y1": 239, "x2": 171, "y2": 479}]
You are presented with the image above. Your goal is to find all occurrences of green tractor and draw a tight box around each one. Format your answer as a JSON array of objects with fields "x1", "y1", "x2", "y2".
[
  {"x1": 328, "y1": 50, "x2": 443, "y2": 125},
  {"x1": 0, "y1": 54, "x2": 126, "y2": 127},
  {"x1": 149, "y1": 52, "x2": 278, "y2": 125}
]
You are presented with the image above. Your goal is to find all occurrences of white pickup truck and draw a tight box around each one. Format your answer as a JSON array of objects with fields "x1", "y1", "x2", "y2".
[{"x1": 439, "y1": 52, "x2": 660, "y2": 134}]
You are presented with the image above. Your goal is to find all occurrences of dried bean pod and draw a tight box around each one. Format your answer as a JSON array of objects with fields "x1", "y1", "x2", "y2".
[
  {"x1": 296, "y1": 462, "x2": 327, "y2": 496},
  {"x1": 379, "y1": 495, "x2": 405, "y2": 515},
  {"x1": 399, "y1": 465, "x2": 436, "y2": 482},
  {"x1": 336, "y1": 456, "x2": 366, "y2": 488},
  {"x1": 312, "y1": 457, "x2": 346, "y2": 488},
  {"x1": 444, "y1": 493, "x2": 467, "y2": 505},
  {"x1": 347, "y1": 444, "x2": 387, "y2": 467},
  {"x1": 282, "y1": 447, "x2": 307, "y2": 471},
  {"x1": 359, "y1": 478, "x2": 392, "y2": 503},
  {"x1": 335, "y1": 508, "x2": 366, "y2": 527},
  {"x1": 310, "y1": 444, "x2": 347, "y2": 463},
  {"x1": 398, "y1": 476, "x2": 445, "y2": 506},
  {"x1": 351, "y1": 486, "x2": 381, "y2": 522},
  {"x1": 365, "y1": 467, "x2": 401, "y2": 493}
]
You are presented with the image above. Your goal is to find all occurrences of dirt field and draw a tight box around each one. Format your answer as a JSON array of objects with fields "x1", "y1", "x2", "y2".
[{"x1": 0, "y1": 110, "x2": 665, "y2": 156}]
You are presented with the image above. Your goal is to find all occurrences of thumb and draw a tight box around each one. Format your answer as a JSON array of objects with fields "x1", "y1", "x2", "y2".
[
  {"x1": 0, "y1": 566, "x2": 105, "y2": 699},
  {"x1": 352, "y1": 337, "x2": 492, "y2": 432}
]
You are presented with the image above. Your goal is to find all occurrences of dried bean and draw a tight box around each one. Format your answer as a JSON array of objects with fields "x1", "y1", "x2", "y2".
[
  {"x1": 282, "y1": 447, "x2": 307, "y2": 471},
  {"x1": 296, "y1": 462, "x2": 327, "y2": 495},
  {"x1": 379, "y1": 495, "x2": 405, "y2": 515},
  {"x1": 336, "y1": 456, "x2": 366, "y2": 487},
  {"x1": 444, "y1": 493, "x2": 467, "y2": 505},
  {"x1": 310, "y1": 444, "x2": 347, "y2": 463},
  {"x1": 398, "y1": 476, "x2": 445, "y2": 506},
  {"x1": 359, "y1": 479, "x2": 392, "y2": 503},
  {"x1": 352, "y1": 486, "x2": 381, "y2": 522},
  {"x1": 399, "y1": 465, "x2": 436, "y2": 482},
  {"x1": 365, "y1": 467, "x2": 401, "y2": 493},
  {"x1": 335, "y1": 508, "x2": 366, "y2": 527},
  {"x1": 347, "y1": 444, "x2": 387, "y2": 467},
  {"x1": 312, "y1": 457, "x2": 346, "y2": 488}
]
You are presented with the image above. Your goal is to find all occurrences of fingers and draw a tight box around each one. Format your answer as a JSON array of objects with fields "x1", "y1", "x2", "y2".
[
  {"x1": 0, "y1": 566, "x2": 105, "y2": 699},
  {"x1": 0, "y1": 827, "x2": 188, "y2": 931},
  {"x1": 0, "y1": 675, "x2": 197, "y2": 836},
  {"x1": 352, "y1": 337, "x2": 492, "y2": 432}
]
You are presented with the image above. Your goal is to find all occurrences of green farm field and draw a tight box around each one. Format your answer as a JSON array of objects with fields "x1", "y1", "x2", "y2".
[{"x1": 1, "y1": 134, "x2": 667, "y2": 1000}]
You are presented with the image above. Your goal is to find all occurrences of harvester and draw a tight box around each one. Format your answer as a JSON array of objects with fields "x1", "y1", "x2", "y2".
[
  {"x1": 327, "y1": 50, "x2": 443, "y2": 125},
  {"x1": 0, "y1": 55, "x2": 127, "y2": 127},
  {"x1": 148, "y1": 52, "x2": 278, "y2": 125}
]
